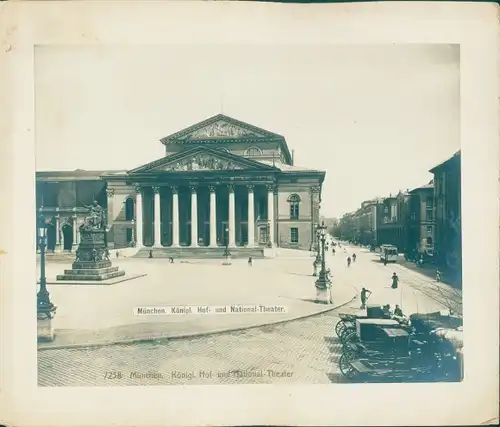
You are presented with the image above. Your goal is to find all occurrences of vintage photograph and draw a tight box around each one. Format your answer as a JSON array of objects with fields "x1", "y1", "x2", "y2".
[{"x1": 35, "y1": 44, "x2": 463, "y2": 386}]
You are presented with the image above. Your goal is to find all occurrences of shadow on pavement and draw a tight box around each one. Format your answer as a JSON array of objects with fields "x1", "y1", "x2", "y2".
[{"x1": 287, "y1": 272, "x2": 314, "y2": 277}]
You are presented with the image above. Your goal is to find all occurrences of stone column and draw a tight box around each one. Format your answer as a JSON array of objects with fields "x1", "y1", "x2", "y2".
[
  {"x1": 209, "y1": 186, "x2": 217, "y2": 247},
  {"x1": 55, "y1": 208, "x2": 61, "y2": 252},
  {"x1": 228, "y1": 185, "x2": 236, "y2": 247},
  {"x1": 171, "y1": 186, "x2": 180, "y2": 247},
  {"x1": 153, "y1": 186, "x2": 162, "y2": 247},
  {"x1": 190, "y1": 186, "x2": 199, "y2": 247},
  {"x1": 135, "y1": 185, "x2": 143, "y2": 247},
  {"x1": 247, "y1": 185, "x2": 255, "y2": 247},
  {"x1": 267, "y1": 185, "x2": 275, "y2": 247}
]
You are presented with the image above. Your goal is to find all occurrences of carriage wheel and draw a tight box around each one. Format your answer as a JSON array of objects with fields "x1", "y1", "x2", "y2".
[
  {"x1": 341, "y1": 329, "x2": 357, "y2": 345},
  {"x1": 335, "y1": 320, "x2": 346, "y2": 337},
  {"x1": 339, "y1": 326, "x2": 354, "y2": 340},
  {"x1": 339, "y1": 353, "x2": 357, "y2": 379}
]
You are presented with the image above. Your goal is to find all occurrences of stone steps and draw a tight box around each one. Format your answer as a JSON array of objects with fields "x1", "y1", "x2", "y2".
[
  {"x1": 62, "y1": 266, "x2": 120, "y2": 276},
  {"x1": 56, "y1": 269, "x2": 126, "y2": 281},
  {"x1": 134, "y1": 247, "x2": 266, "y2": 259}
]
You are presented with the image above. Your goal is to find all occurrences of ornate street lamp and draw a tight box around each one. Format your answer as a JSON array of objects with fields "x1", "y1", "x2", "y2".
[
  {"x1": 222, "y1": 226, "x2": 231, "y2": 265},
  {"x1": 315, "y1": 220, "x2": 332, "y2": 304},
  {"x1": 312, "y1": 228, "x2": 322, "y2": 276},
  {"x1": 37, "y1": 214, "x2": 57, "y2": 325}
]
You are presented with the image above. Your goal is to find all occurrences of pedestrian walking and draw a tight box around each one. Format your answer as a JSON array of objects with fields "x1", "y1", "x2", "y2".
[
  {"x1": 391, "y1": 272, "x2": 399, "y2": 289},
  {"x1": 352, "y1": 253, "x2": 356, "y2": 263},
  {"x1": 169, "y1": 256, "x2": 174, "y2": 263},
  {"x1": 149, "y1": 249, "x2": 153, "y2": 258},
  {"x1": 383, "y1": 257, "x2": 388, "y2": 266},
  {"x1": 360, "y1": 287, "x2": 372, "y2": 309},
  {"x1": 347, "y1": 256, "x2": 351, "y2": 267},
  {"x1": 248, "y1": 256, "x2": 253, "y2": 266}
]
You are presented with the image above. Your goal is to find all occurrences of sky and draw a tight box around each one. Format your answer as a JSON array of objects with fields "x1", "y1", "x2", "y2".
[{"x1": 35, "y1": 44, "x2": 460, "y2": 218}]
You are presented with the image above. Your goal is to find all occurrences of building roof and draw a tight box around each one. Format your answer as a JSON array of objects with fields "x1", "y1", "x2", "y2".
[
  {"x1": 257, "y1": 160, "x2": 323, "y2": 173},
  {"x1": 409, "y1": 179, "x2": 434, "y2": 193},
  {"x1": 36, "y1": 170, "x2": 126, "y2": 181},
  {"x1": 429, "y1": 150, "x2": 461, "y2": 173}
]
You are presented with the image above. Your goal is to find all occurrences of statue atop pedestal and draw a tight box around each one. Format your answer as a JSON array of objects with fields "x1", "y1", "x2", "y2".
[
  {"x1": 81, "y1": 200, "x2": 106, "y2": 231},
  {"x1": 56, "y1": 200, "x2": 125, "y2": 282}
]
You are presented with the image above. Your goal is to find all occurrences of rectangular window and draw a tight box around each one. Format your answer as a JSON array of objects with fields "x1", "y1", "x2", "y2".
[
  {"x1": 426, "y1": 210, "x2": 434, "y2": 222},
  {"x1": 290, "y1": 227, "x2": 299, "y2": 244},
  {"x1": 426, "y1": 197, "x2": 433, "y2": 209},
  {"x1": 290, "y1": 203, "x2": 299, "y2": 220},
  {"x1": 427, "y1": 226, "x2": 433, "y2": 235}
]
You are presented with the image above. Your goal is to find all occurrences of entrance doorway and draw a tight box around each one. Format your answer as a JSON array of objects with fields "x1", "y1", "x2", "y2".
[
  {"x1": 62, "y1": 224, "x2": 73, "y2": 250},
  {"x1": 259, "y1": 226, "x2": 268, "y2": 245},
  {"x1": 240, "y1": 222, "x2": 248, "y2": 246},
  {"x1": 201, "y1": 222, "x2": 210, "y2": 246},
  {"x1": 46, "y1": 222, "x2": 56, "y2": 252}
]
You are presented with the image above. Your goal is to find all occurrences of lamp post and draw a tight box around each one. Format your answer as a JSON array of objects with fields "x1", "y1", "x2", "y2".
[
  {"x1": 37, "y1": 214, "x2": 57, "y2": 341},
  {"x1": 312, "y1": 228, "x2": 322, "y2": 276},
  {"x1": 315, "y1": 220, "x2": 332, "y2": 304},
  {"x1": 222, "y1": 226, "x2": 231, "y2": 265}
]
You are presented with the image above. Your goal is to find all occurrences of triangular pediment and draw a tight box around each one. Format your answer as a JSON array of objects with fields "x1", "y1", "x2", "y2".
[
  {"x1": 160, "y1": 114, "x2": 283, "y2": 144},
  {"x1": 128, "y1": 147, "x2": 277, "y2": 174}
]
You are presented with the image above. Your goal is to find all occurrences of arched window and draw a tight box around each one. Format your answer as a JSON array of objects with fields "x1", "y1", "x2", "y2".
[
  {"x1": 244, "y1": 146, "x2": 263, "y2": 157},
  {"x1": 288, "y1": 194, "x2": 300, "y2": 220},
  {"x1": 125, "y1": 198, "x2": 135, "y2": 221}
]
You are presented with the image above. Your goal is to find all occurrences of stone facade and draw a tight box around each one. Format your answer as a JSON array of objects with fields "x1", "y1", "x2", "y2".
[{"x1": 36, "y1": 114, "x2": 326, "y2": 253}]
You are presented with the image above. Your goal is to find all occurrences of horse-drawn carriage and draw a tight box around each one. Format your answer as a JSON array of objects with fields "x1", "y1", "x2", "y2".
[
  {"x1": 335, "y1": 304, "x2": 398, "y2": 344},
  {"x1": 337, "y1": 310, "x2": 463, "y2": 382}
]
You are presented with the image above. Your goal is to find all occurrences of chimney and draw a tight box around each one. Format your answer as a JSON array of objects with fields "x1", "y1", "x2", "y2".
[{"x1": 291, "y1": 149, "x2": 295, "y2": 165}]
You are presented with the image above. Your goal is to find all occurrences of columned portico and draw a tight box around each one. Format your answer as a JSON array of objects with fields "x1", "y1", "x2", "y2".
[{"x1": 128, "y1": 183, "x2": 278, "y2": 249}]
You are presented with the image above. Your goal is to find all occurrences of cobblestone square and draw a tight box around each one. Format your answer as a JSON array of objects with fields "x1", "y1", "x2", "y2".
[{"x1": 38, "y1": 247, "x2": 461, "y2": 386}]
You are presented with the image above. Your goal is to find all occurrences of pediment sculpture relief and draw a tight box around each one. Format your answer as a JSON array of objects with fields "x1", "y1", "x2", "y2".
[
  {"x1": 167, "y1": 154, "x2": 245, "y2": 171},
  {"x1": 185, "y1": 121, "x2": 260, "y2": 139}
]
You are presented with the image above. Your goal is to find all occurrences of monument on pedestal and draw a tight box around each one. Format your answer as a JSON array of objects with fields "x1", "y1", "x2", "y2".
[{"x1": 56, "y1": 201, "x2": 126, "y2": 282}]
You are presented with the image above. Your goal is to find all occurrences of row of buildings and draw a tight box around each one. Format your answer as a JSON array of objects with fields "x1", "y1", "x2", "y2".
[{"x1": 335, "y1": 151, "x2": 462, "y2": 286}]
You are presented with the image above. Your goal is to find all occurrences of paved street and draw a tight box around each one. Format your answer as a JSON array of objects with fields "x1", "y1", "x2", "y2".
[
  {"x1": 38, "y1": 245, "x2": 461, "y2": 386},
  {"x1": 38, "y1": 248, "x2": 356, "y2": 348}
]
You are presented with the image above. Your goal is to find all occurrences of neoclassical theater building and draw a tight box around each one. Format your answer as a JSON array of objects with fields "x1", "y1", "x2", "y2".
[{"x1": 36, "y1": 115, "x2": 326, "y2": 255}]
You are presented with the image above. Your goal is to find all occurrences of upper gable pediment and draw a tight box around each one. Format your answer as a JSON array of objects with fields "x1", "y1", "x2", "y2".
[
  {"x1": 128, "y1": 147, "x2": 277, "y2": 174},
  {"x1": 178, "y1": 120, "x2": 264, "y2": 140},
  {"x1": 160, "y1": 114, "x2": 284, "y2": 145}
]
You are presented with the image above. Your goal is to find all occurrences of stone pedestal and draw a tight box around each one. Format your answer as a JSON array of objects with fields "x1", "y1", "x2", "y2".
[
  {"x1": 37, "y1": 317, "x2": 55, "y2": 342},
  {"x1": 56, "y1": 228, "x2": 125, "y2": 282},
  {"x1": 315, "y1": 272, "x2": 332, "y2": 304},
  {"x1": 312, "y1": 262, "x2": 319, "y2": 277},
  {"x1": 315, "y1": 286, "x2": 332, "y2": 304}
]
